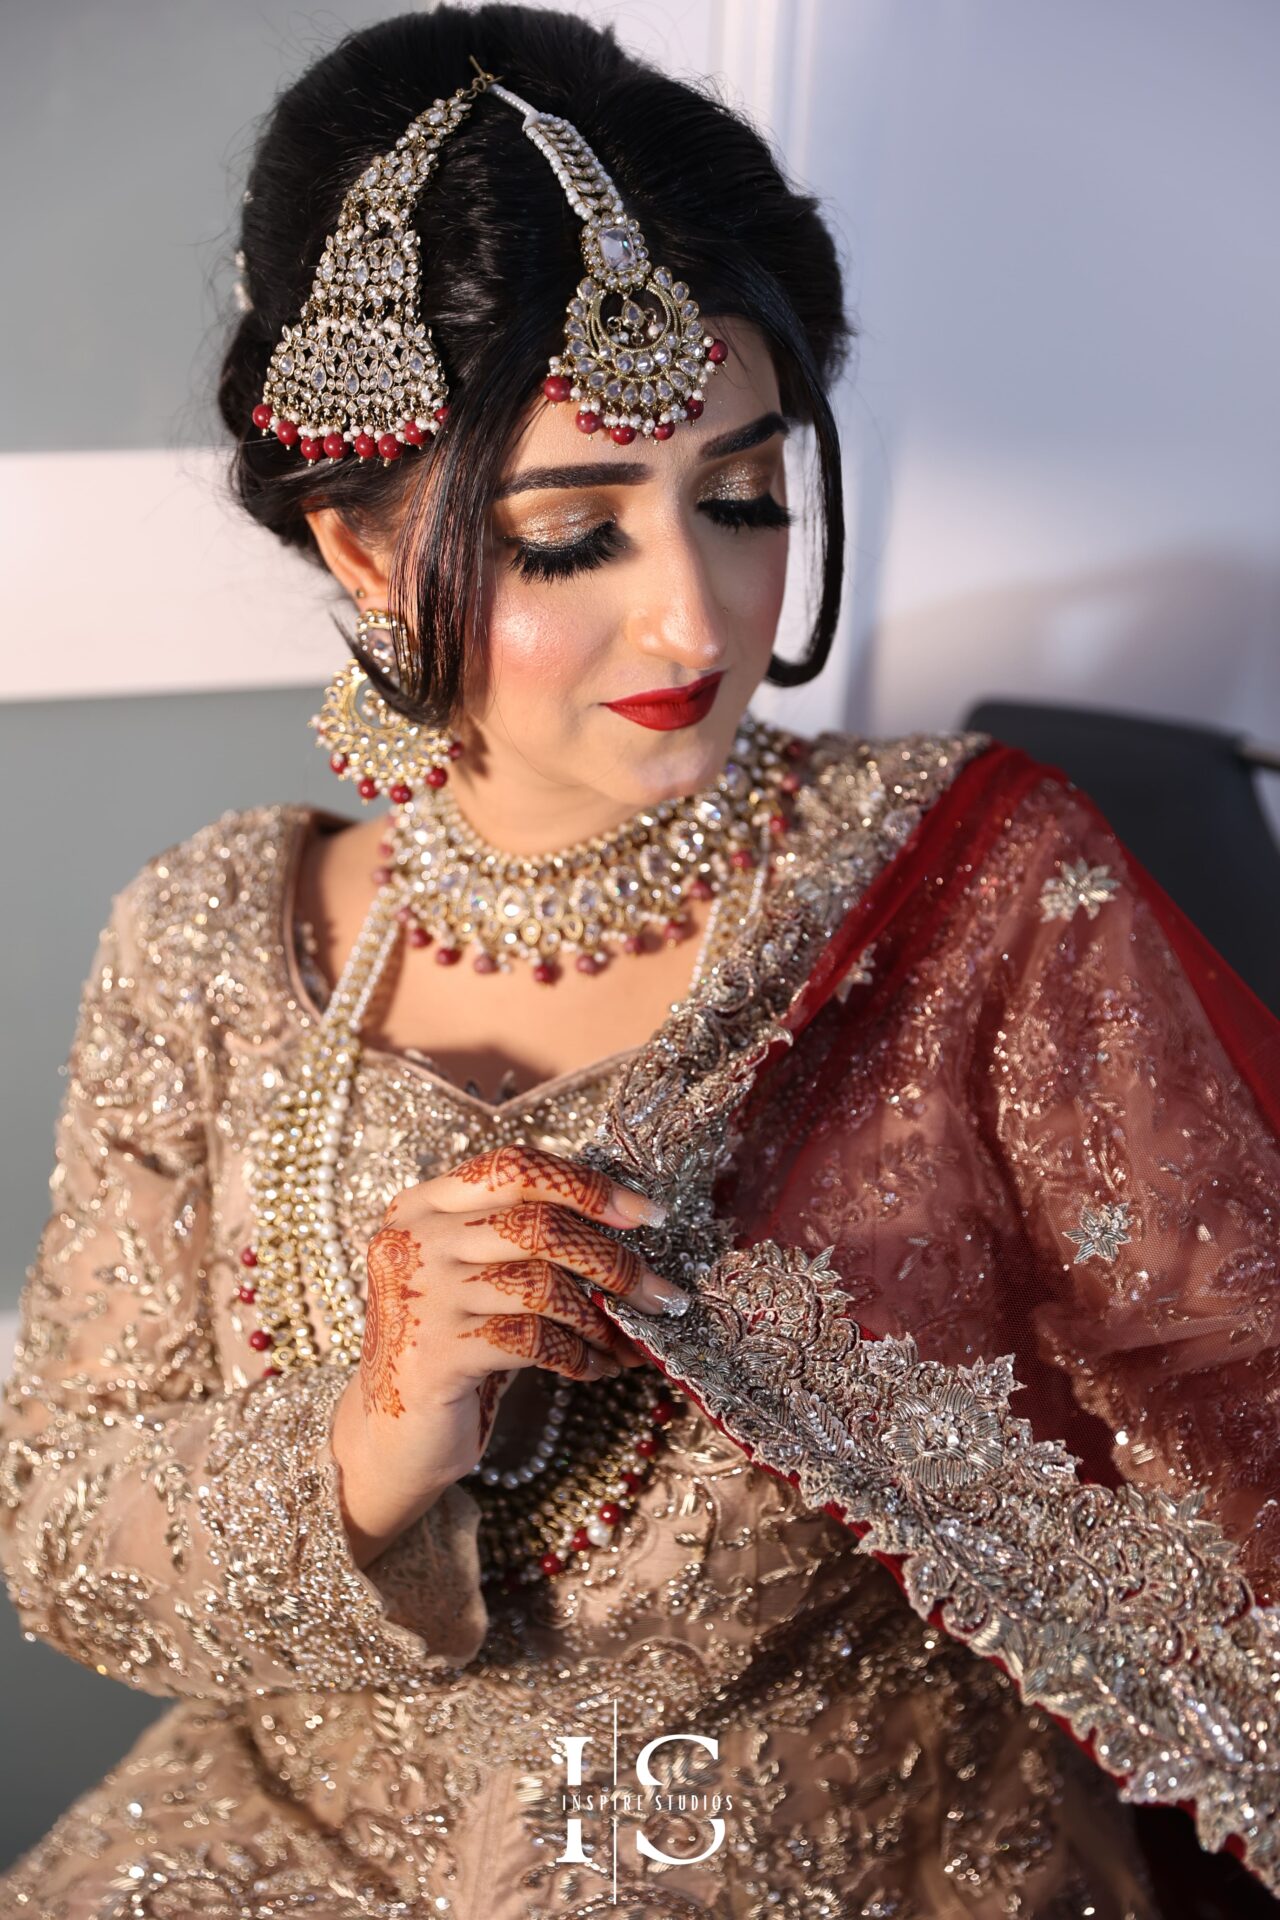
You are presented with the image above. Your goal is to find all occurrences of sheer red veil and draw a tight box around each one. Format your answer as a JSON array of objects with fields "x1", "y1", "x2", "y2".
[{"x1": 586, "y1": 735, "x2": 1280, "y2": 1903}]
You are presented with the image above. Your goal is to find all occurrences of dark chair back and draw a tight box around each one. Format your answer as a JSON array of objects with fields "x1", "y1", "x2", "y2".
[{"x1": 961, "y1": 699, "x2": 1280, "y2": 1015}]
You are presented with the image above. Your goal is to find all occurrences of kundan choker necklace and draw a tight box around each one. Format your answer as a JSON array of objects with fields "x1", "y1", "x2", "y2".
[
  {"x1": 239, "y1": 716, "x2": 811, "y2": 1586},
  {"x1": 381, "y1": 711, "x2": 806, "y2": 979}
]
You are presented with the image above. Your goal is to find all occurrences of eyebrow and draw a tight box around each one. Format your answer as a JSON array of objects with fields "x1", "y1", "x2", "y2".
[{"x1": 493, "y1": 410, "x2": 790, "y2": 500}]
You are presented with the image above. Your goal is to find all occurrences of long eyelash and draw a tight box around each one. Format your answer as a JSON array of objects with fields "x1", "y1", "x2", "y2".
[
  {"x1": 701, "y1": 494, "x2": 795, "y2": 534},
  {"x1": 504, "y1": 520, "x2": 624, "y2": 583},
  {"x1": 504, "y1": 494, "x2": 793, "y2": 585}
]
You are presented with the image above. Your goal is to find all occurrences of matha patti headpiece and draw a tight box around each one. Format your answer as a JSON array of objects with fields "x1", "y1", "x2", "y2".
[
  {"x1": 252, "y1": 68, "x2": 491, "y2": 464},
  {"x1": 252, "y1": 56, "x2": 728, "y2": 464}
]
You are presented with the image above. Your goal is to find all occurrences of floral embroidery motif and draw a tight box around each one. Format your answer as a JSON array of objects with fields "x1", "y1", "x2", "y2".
[
  {"x1": 1038, "y1": 856, "x2": 1121, "y2": 922},
  {"x1": 590, "y1": 1236, "x2": 1280, "y2": 1893},
  {"x1": 581, "y1": 750, "x2": 1280, "y2": 1897},
  {"x1": 880, "y1": 1374, "x2": 1005, "y2": 1494},
  {"x1": 1065, "y1": 1197, "x2": 1134, "y2": 1264}
]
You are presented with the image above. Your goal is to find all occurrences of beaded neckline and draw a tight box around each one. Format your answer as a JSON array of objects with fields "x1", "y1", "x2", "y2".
[{"x1": 277, "y1": 801, "x2": 760, "y2": 1117}]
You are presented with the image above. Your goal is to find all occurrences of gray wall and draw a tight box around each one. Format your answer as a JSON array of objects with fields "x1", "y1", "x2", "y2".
[{"x1": 0, "y1": 0, "x2": 400, "y2": 454}]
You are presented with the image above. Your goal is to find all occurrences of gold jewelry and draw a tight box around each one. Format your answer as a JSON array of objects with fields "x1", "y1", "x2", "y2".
[
  {"x1": 253, "y1": 69, "x2": 494, "y2": 464},
  {"x1": 468, "y1": 1367, "x2": 682, "y2": 1589},
  {"x1": 241, "y1": 921, "x2": 684, "y2": 1589},
  {"x1": 244, "y1": 740, "x2": 787, "y2": 1377},
  {"x1": 239, "y1": 844, "x2": 730, "y2": 1577},
  {"x1": 486, "y1": 77, "x2": 728, "y2": 443},
  {"x1": 251, "y1": 55, "x2": 728, "y2": 461},
  {"x1": 386, "y1": 713, "x2": 804, "y2": 980},
  {"x1": 309, "y1": 609, "x2": 464, "y2": 800},
  {"x1": 238, "y1": 811, "x2": 770, "y2": 1585}
]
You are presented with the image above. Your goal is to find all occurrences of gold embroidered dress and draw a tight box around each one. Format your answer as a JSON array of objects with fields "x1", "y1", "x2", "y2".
[{"x1": 1, "y1": 727, "x2": 1274, "y2": 1917}]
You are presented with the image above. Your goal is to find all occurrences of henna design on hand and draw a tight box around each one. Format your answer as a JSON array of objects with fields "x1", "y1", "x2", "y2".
[
  {"x1": 455, "y1": 1143, "x2": 613, "y2": 1215},
  {"x1": 459, "y1": 1312, "x2": 596, "y2": 1380},
  {"x1": 475, "y1": 1369, "x2": 510, "y2": 1452},
  {"x1": 461, "y1": 1258, "x2": 608, "y2": 1341},
  {"x1": 362, "y1": 1227, "x2": 425, "y2": 1418},
  {"x1": 465, "y1": 1203, "x2": 647, "y2": 1298}
]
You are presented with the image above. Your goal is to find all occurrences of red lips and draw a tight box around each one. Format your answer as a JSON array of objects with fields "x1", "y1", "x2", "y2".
[{"x1": 603, "y1": 670, "x2": 725, "y2": 732}]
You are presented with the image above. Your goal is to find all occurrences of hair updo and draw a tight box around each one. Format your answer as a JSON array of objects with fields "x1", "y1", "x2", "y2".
[{"x1": 218, "y1": 3, "x2": 856, "y2": 726}]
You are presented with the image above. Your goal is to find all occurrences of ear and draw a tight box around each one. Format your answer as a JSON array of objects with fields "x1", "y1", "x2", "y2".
[{"x1": 304, "y1": 506, "x2": 390, "y2": 605}]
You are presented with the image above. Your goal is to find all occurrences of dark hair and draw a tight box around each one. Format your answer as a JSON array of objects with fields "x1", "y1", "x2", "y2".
[{"x1": 218, "y1": 4, "x2": 856, "y2": 726}]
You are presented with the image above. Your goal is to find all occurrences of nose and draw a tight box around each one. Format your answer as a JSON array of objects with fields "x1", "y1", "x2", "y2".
[{"x1": 621, "y1": 520, "x2": 728, "y2": 675}]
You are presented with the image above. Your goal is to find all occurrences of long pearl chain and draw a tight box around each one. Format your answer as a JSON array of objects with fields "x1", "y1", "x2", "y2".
[{"x1": 237, "y1": 751, "x2": 788, "y2": 1582}]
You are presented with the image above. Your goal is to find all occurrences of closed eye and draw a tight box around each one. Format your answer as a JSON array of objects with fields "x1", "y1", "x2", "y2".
[{"x1": 502, "y1": 493, "x2": 794, "y2": 584}]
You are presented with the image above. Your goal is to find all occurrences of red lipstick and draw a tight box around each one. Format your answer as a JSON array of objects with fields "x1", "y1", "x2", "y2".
[{"x1": 603, "y1": 669, "x2": 724, "y2": 732}]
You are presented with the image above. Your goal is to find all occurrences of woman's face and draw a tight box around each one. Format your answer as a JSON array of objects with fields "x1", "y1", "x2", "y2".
[{"x1": 461, "y1": 317, "x2": 791, "y2": 814}]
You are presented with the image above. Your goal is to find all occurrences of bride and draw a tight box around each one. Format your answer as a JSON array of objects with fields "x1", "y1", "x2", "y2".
[{"x1": 2, "y1": 8, "x2": 1276, "y2": 1916}]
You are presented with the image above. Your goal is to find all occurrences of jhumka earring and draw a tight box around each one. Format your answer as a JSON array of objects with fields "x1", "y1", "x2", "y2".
[{"x1": 309, "y1": 606, "x2": 464, "y2": 802}]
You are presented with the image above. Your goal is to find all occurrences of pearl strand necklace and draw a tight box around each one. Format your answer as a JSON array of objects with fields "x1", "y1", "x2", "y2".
[{"x1": 238, "y1": 782, "x2": 776, "y2": 1578}]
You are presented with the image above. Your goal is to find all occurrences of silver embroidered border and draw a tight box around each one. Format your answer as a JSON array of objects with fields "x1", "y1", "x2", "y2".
[{"x1": 578, "y1": 726, "x2": 1279, "y2": 1895}]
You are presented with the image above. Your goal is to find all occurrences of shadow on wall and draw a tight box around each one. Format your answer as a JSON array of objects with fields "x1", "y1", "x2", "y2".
[{"x1": 866, "y1": 544, "x2": 1280, "y2": 841}]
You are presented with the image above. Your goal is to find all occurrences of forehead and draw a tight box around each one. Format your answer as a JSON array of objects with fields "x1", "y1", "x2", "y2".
[{"x1": 498, "y1": 317, "x2": 782, "y2": 487}]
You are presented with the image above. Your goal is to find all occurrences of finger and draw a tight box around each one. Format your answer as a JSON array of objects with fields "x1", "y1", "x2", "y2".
[
  {"x1": 458, "y1": 1311, "x2": 617, "y2": 1382},
  {"x1": 459, "y1": 1201, "x2": 687, "y2": 1315},
  {"x1": 607, "y1": 1323, "x2": 650, "y2": 1367},
  {"x1": 456, "y1": 1258, "x2": 622, "y2": 1358},
  {"x1": 426, "y1": 1142, "x2": 667, "y2": 1231}
]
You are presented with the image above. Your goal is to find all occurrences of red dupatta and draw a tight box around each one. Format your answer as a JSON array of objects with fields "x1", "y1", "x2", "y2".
[{"x1": 582, "y1": 728, "x2": 1280, "y2": 1899}]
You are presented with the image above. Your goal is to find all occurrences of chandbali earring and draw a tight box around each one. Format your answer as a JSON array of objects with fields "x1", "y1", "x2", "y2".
[{"x1": 309, "y1": 606, "x2": 464, "y2": 803}]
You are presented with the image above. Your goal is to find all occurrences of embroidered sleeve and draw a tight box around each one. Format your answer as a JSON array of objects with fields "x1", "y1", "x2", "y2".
[
  {"x1": 976, "y1": 779, "x2": 1280, "y2": 1596},
  {"x1": 0, "y1": 873, "x2": 486, "y2": 1698}
]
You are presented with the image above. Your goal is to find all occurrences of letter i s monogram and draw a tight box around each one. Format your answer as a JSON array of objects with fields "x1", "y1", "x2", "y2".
[{"x1": 554, "y1": 1735, "x2": 594, "y2": 1866}]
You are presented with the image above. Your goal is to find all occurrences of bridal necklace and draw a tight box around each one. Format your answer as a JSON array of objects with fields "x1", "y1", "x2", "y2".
[
  {"x1": 243, "y1": 53, "x2": 806, "y2": 1588},
  {"x1": 241, "y1": 713, "x2": 807, "y2": 1587}
]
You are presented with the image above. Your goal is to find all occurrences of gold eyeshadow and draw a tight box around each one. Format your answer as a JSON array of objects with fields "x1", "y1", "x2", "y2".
[
  {"x1": 701, "y1": 460, "x2": 781, "y2": 503},
  {"x1": 500, "y1": 505, "x2": 601, "y2": 544},
  {"x1": 499, "y1": 460, "x2": 780, "y2": 536}
]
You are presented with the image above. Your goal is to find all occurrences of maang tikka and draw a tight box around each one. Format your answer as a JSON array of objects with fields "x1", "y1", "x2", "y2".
[
  {"x1": 252, "y1": 54, "x2": 729, "y2": 461},
  {"x1": 284, "y1": 55, "x2": 734, "y2": 805}
]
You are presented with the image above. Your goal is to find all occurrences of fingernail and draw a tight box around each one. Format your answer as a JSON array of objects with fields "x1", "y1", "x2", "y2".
[
  {"x1": 614, "y1": 1184, "x2": 668, "y2": 1226},
  {"x1": 646, "y1": 1274, "x2": 691, "y2": 1316}
]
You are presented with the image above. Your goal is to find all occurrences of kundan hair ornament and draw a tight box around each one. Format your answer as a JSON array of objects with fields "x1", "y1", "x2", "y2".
[
  {"x1": 251, "y1": 56, "x2": 728, "y2": 463},
  {"x1": 252, "y1": 68, "x2": 493, "y2": 464},
  {"x1": 484, "y1": 72, "x2": 729, "y2": 443}
]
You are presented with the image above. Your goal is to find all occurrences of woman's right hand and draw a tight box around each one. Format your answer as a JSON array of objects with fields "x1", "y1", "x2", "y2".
[{"x1": 331, "y1": 1142, "x2": 686, "y2": 1566}]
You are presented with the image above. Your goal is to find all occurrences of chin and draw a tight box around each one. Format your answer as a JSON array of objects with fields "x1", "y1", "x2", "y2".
[{"x1": 603, "y1": 708, "x2": 746, "y2": 803}]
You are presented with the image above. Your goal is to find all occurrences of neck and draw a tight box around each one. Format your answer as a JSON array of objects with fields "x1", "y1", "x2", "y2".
[
  {"x1": 441, "y1": 730, "x2": 743, "y2": 858},
  {"x1": 444, "y1": 762, "x2": 649, "y2": 856}
]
